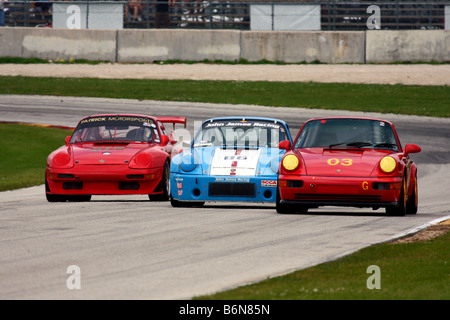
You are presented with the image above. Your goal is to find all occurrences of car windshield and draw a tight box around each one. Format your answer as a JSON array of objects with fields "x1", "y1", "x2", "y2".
[
  {"x1": 70, "y1": 115, "x2": 160, "y2": 143},
  {"x1": 193, "y1": 119, "x2": 289, "y2": 148},
  {"x1": 293, "y1": 118, "x2": 399, "y2": 151}
]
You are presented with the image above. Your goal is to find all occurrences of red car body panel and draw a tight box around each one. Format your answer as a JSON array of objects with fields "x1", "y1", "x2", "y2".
[
  {"x1": 45, "y1": 114, "x2": 186, "y2": 200},
  {"x1": 277, "y1": 117, "x2": 421, "y2": 214}
]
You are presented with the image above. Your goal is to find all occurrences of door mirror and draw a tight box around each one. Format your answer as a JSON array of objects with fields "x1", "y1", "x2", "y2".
[
  {"x1": 170, "y1": 132, "x2": 177, "y2": 145},
  {"x1": 404, "y1": 143, "x2": 421, "y2": 157},
  {"x1": 279, "y1": 140, "x2": 291, "y2": 150},
  {"x1": 65, "y1": 136, "x2": 71, "y2": 145},
  {"x1": 160, "y1": 135, "x2": 170, "y2": 146}
]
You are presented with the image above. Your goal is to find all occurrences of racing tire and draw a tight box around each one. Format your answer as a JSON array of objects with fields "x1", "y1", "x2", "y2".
[
  {"x1": 170, "y1": 197, "x2": 205, "y2": 208},
  {"x1": 46, "y1": 192, "x2": 67, "y2": 202},
  {"x1": 406, "y1": 175, "x2": 418, "y2": 215},
  {"x1": 276, "y1": 189, "x2": 308, "y2": 214},
  {"x1": 67, "y1": 195, "x2": 92, "y2": 202},
  {"x1": 386, "y1": 178, "x2": 406, "y2": 216},
  {"x1": 45, "y1": 175, "x2": 67, "y2": 202},
  {"x1": 149, "y1": 160, "x2": 170, "y2": 201}
]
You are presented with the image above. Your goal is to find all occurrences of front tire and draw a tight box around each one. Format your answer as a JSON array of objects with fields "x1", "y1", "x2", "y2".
[
  {"x1": 45, "y1": 174, "x2": 66, "y2": 202},
  {"x1": 46, "y1": 192, "x2": 67, "y2": 202},
  {"x1": 149, "y1": 160, "x2": 170, "y2": 201},
  {"x1": 386, "y1": 179, "x2": 406, "y2": 216},
  {"x1": 170, "y1": 197, "x2": 205, "y2": 207},
  {"x1": 276, "y1": 189, "x2": 308, "y2": 214},
  {"x1": 406, "y1": 175, "x2": 418, "y2": 215}
]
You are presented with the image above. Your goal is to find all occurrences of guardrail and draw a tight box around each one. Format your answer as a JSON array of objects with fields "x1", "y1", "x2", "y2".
[{"x1": 2, "y1": 1, "x2": 449, "y2": 30}]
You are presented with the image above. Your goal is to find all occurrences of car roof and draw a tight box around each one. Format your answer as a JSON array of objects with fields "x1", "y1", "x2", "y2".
[
  {"x1": 304, "y1": 116, "x2": 395, "y2": 126},
  {"x1": 202, "y1": 116, "x2": 288, "y2": 125},
  {"x1": 79, "y1": 114, "x2": 158, "y2": 121}
]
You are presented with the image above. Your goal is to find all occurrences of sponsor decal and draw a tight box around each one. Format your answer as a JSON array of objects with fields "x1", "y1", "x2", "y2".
[
  {"x1": 215, "y1": 177, "x2": 250, "y2": 182},
  {"x1": 177, "y1": 182, "x2": 183, "y2": 189},
  {"x1": 362, "y1": 181, "x2": 369, "y2": 191},
  {"x1": 262, "y1": 180, "x2": 277, "y2": 187},
  {"x1": 204, "y1": 121, "x2": 281, "y2": 129},
  {"x1": 210, "y1": 149, "x2": 261, "y2": 176}
]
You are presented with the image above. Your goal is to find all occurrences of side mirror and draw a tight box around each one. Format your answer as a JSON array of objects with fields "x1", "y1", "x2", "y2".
[
  {"x1": 160, "y1": 135, "x2": 170, "y2": 146},
  {"x1": 65, "y1": 136, "x2": 71, "y2": 145},
  {"x1": 404, "y1": 143, "x2": 421, "y2": 157},
  {"x1": 279, "y1": 140, "x2": 291, "y2": 150},
  {"x1": 170, "y1": 132, "x2": 177, "y2": 145}
]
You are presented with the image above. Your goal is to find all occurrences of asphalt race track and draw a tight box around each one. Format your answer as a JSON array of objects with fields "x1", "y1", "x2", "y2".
[{"x1": 1, "y1": 95, "x2": 449, "y2": 299}]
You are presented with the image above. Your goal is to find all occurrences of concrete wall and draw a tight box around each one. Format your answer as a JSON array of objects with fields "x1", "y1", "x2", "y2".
[
  {"x1": 0, "y1": 27, "x2": 449, "y2": 64},
  {"x1": 0, "y1": 28, "x2": 117, "y2": 61},
  {"x1": 117, "y1": 29, "x2": 241, "y2": 62},
  {"x1": 241, "y1": 31, "x2": 365, "y2": 63},
  {"x1": 366, "y1": 30, "x2": 450, "y2": 63}
]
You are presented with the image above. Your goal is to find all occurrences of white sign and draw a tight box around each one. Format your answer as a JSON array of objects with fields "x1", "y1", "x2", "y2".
[
  {"x1": 446, "y1": 6, "x2": 450, "y2": 30},
  {"x1": 250, "y1": 5, "x2": 321, "y2": 31},
  {"x1": 53, "y1": 3, "x2": 123, "y2": 29}
]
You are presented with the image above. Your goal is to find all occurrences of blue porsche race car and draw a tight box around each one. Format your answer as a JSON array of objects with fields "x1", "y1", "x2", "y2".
[{"x1": 170, "y1": 117, "x2": 293, "y2": 207}]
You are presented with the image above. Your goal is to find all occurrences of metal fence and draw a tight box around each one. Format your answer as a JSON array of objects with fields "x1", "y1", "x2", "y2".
[{"x1": 2, "y1": 1, "x2": 449, "y2": 30}]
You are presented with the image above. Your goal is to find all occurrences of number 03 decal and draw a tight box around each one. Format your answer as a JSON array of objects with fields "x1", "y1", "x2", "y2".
[{"x1": 327, "y1": 158, "x2": 353, "y2": 166}]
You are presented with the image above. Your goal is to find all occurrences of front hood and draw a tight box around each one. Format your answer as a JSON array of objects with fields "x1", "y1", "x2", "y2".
[
  {"x1": 209, "y1": 148, "x2": 262, "y2": 176},
  {"x1": 299, "y1": 148, "x2": 393, "y2": 177},
  {"x1": 194, "y1": 147, "x2": 283, "y2": 176},
  {"x1": 71, "y1": 143, "x2": 147, "y2": 165}
]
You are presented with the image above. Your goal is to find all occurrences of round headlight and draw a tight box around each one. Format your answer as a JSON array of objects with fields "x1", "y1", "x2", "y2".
[
  {"x1": 270, "y1": 157, "x2": 280, "y2": 173},
  {"x1": 53, "y1": 152, "x2": 71, "y2": 167},
  {"x1": 282, "y1": 155, "x2": 299, "y2": 171},
  {"x1": 180, "y1": 153, "x2": 197, "y2": 172},
  {"x1": 134, "y1": 152, "x2": 151, "y2": 167},
  {"x1": 380, "y1": 156, "x2": 396, "y2": 173}
]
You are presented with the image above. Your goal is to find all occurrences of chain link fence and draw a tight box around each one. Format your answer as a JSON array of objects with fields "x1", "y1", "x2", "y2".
[{"x1": 2, "y1": 1, "x2": 449, "y2": 30}]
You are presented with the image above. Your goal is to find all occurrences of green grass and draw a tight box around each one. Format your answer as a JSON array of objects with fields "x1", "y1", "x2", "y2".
[
  {"x1": 195, "y1": 231, "x2": 450, "y2": 300},
  {"x1": 0, "y1": 123, "x2": 72, "y2": 191},
  {"x1": 0, "y1": 57, "x2": 108, "y2": 64},
  {"x1": 0, "y1": 76, "x2": 449, "y2": 117}
]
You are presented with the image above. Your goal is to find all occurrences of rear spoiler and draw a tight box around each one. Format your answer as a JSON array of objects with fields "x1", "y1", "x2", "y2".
[{"x1": 157, "y1": 117, "x2": 187, "y2": 129}]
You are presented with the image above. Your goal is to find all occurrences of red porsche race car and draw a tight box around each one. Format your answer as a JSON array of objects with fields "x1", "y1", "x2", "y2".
[
  {"x1": 277, "y1": 117, "x2": 421, "y2": 216},
  {"x1": 45, "y1": 114, "x2": 186, "y2": 202}
]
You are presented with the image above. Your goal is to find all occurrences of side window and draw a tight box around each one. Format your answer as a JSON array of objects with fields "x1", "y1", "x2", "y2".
[{"x1": 158, "y1": 121, "x2": 167, "y2": 136}]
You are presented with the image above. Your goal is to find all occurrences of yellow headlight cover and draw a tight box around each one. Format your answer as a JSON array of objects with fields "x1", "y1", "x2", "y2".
[
  {"x1": 380, "y1": 156, "x2": 396, "y2": 173},
  {"x1": 283, "y1": 155, "x2": 299, "y2": 171}
]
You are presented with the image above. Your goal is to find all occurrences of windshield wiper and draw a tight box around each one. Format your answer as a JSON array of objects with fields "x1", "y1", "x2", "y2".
[
  {"x1": 373, "y1": 143, "x2": 397, "y2": 149},
  {"x1": 328, "y1": 141, "x2": 373, "y2": 148}
]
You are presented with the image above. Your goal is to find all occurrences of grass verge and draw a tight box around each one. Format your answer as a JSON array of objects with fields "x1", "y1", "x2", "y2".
[
  {"x1": 195, "y1": 230, "x2": 450, "y2": 300},
  {"x1": 0, "y1": 123, "x2": 72, "y2": 191},
  {"x1": 0, "y1": 76, "x2": 449, "y2": 117}
]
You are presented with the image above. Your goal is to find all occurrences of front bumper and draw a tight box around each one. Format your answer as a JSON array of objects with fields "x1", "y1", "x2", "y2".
[
  {"x1": 170, "y1": 173, "x2": 279, "y2": 203},
  {"x1": 278, "y1": 174, "x2": 403, "y2": 208},
  {"x1": 46, "y1": 165, "x2": 163, "y2": 195}
]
